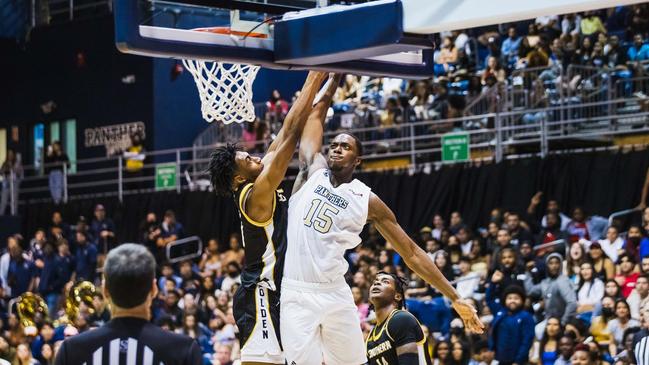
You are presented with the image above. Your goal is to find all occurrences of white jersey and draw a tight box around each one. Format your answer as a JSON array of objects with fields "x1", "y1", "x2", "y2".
[{"x1": 285, "y1": 168, "x2": 371, "y2": 283}]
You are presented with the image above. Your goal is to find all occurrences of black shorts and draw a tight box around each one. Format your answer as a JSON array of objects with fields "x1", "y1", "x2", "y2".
[{"x1": 233, "y1": 284, "x2": 283, "y2": 360}]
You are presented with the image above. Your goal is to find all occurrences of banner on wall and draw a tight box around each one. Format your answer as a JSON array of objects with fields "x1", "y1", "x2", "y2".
[{"x1": 84, "y1": 122, "x2": 145, "y2": 156}]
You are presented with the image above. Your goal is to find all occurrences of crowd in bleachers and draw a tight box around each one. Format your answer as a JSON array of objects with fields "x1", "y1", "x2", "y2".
[
  {"x1": 4, "y1": 189, "x2": 649, "y2": 364},
  {"x1": 248, "y1": 4, "x2": 649, "y2": 154}
]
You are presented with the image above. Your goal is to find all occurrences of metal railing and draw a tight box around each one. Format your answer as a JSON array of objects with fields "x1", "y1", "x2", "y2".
[
  {"x1": 30, "y1": 0, "x2": 111, "y2": 27},
  {"x1": 9, "y1": 95, "x2": 649, "y2": 209}
]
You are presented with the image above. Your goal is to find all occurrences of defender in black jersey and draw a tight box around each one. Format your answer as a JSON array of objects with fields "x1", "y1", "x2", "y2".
[
  {"x1": 207, "y1": 71, "x2": 337, "y2": 364},
  {"x1": 366, "y1": 272, "x2": 426, "y2": 365},
  {"x1": 55, "y1": 244, "x2": 202, "y2": 365}
]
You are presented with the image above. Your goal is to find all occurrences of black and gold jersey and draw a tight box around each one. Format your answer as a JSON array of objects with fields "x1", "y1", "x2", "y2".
[
  {"x1": 234, "y1": 182, "x2": 288, "y2": 290},
  {"x1": 366, "y1": 309, "x2": 426, "y2": 365}
]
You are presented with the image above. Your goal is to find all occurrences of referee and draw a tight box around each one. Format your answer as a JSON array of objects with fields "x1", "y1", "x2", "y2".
[{"x1": 54, "y1": 244, "x2": 202, "y2": 365}]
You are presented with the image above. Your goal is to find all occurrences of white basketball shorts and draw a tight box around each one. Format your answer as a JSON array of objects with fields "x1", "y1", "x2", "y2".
[{"x1": 280, "y1": 278, "x2": 367, "y2": 365}]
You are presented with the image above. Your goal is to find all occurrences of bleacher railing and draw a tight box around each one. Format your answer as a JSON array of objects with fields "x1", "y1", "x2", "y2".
[{"x1": 12, "y1": 94, "x2": 649, "y2": 208}]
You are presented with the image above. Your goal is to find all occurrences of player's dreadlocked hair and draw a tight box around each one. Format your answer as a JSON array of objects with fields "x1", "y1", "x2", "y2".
[
  {"x1": 207, "y1": 144, "x2": 241, "y2": 196},
  {"x1": 376, "y1": 271, "x2": 408, "y2": 309}
]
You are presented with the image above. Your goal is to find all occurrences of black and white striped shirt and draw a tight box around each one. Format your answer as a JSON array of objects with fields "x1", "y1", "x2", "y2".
[
  {"x1": 633, "y1": 329, "x2": 649, "y2": 365},
  {"x1": 54, "y1": 317, "x2": 202, "y2": 365}
]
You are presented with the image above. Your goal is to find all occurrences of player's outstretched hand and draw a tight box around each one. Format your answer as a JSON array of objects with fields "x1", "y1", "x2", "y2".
[{"x1": 452, "y1": 299, "x2": 485, "y2": 334}]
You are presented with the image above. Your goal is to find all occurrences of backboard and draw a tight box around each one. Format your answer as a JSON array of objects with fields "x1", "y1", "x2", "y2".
[{"x1": 113, "y1": 0, "x2": 436, "y2": 78}]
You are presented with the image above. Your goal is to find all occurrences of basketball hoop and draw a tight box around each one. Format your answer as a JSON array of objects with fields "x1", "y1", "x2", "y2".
[{"x1": 183, "y1": 27, "x2": 265, "y2": 124}]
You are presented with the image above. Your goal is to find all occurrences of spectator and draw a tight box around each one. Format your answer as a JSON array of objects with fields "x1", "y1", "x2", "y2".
[
  {"x1": 526, "y1": 24, "x2": 542, "y2": 48},
  {"x1": 139, "y1": 212, "x2": 161, "y2": 261},
  {"x1": 48, "y1": 212, "x2": 70, "y2": 242},
  {"x1": 178, "y1": 261, "x2": 201, "y2": 295},
  {"x1": 626, "y1": 225, "x2": 648, "y2": 261},
  {"x1": 555, "y1": 334, "x2": 576, "y2": 365},
  {"x1": 53, "y1": 240, "x2": 74, "y2": 301},
  {"x1": 481, "y1": 57, "x2": 506, "y2": 87},
  {"x1": 212, "y1": 344, "x2": 233, "y2": 365},
  {"x1": 567, "y1": 208, "x2": 590, "y2": 243},
  {"x1": 621, "y1": 327, "x2": 641, "y2": 364},
  {"x1": 608, "y1": 299, "x2": 640, "y2": 348},
  {"x1": 537, "y1": 212, "x2": 568, "y2": 255},
  {"x1": 576, "y1": 37, "x2": 594, "y2": 65},
  {"x1": 432, "y1": 214, "x2": 445, "y2": 241},
  {"x1": 605, "y1": 35, "x2": 628, "y2": 68},
  {"x1": 589, "y1": 41, "x2": 607, "y2": 67},
  {"x1": 198, "y1": 239, "x2": 222, "y2": 278},
  {"x1": 30, "y1": 322, "x2": 58, "y2": 364},
  {"x1": 88, "y1": 292, "x2": 111, "y2": 326},
  {"x1": 536, "y1": 15, "x2": 561, "y2": 39},
  {"x1": 157, "y1": 210, "x2": 184, "y2": 259},
  {"x1": 7, "y1": 242, "x2": 36, "y2": 298},
  {"x1": 628, "y1": 274, "x2": 649, "y2": 320},
  {"x1": 571, "y1": 344, "x2": 594, "y2": 365},
  {"x1": 433, "y1": 250, "x2": 455, "y2": 282},
  {"x1": 265, "y1": 89, "x2": 289, "y2": 124},
  {"x1": 581, "y1": 11, "x2": 607, "y2": 36},
  {"x1": 590, "y1": 296, "x2": 616, "y2": 353},
  {"x1": 449, "y1": 212, "x2": 465, "y2": 235},
  {"x1": 562, "y1": 13, "x2": 582, "y2": 37},
  {"x1": 37, "y1": 243, "x2": 58, "y2": 314},
  {"x1": 14, "y1": 343, "x2": 37, "y2": 365},
  {"x1": 590, "y1": 242, "x2": 616, "y2": 281},
  {"x1": 529, "y1": 316, "x2": 562, "y2": 365},
  {"x1": 616, "y1": 253, "x2": 640, "y2": 298},
  {"x1": 123, "y1": 131, "x2": 146, "y2": 192},
  {"x1": 487, "y1": 284, "x2": 535, "y2": 365},
  {"x1": 44, "y1": 141, "x2": 69, "y2": 205},
  {"x1": 627, "y1": 34, "x2": 649, "y2": 62},
  {"x1": 577, "y1": 261, "x2": 605, "y2": 316},
  {"x1": 433, "y1": 340, "x2": 451, "y2": 365},
  {"x1": 450, "y1": 340, "x2": 471, "y2": 365},
  {"x1": 158, "y1": 262, "x2": 182, "y2": 294},
  {"x1": 218, "y1": 261, "x2": 241, "y2": 295},
  {"x1": 0, "y1": 149, "x2": 22, "y2": 216},
  {"x1": 28, "y1": 230, "x2": 46, "y2": 261},
  {"x1": 501, "y1": 26, "x2": 522, "y2": 66},
  {"x1": 489, "y1": 247, "x2": 525, "y2": 299},
  {"x1": 598, "y1": 226, "x2": 625, "y2": 264},
  {"x1": 456, "y1": 257, "x2": 480, "y2": 299},
  {"x1": 565, "y1": 241, "x2": 586, "y2": 283},
  {"x1": 72, "y1": 231, "x2": 97, "y2": 283},
  {"x1": 507, "y1": 213, "x2": 534, "y2": 246},
  {"x1": 524, "y1": 253, "x2": 577, "y2": 327},
  {"x1": 90, "y1": 204, "x2": 115, "y2": 254},
  {"x1": 221, "y1": 234, "x2": 243, "y2": 267},
  {"x1": 437, "y1": 37, "x2": 459, "y2": 75},
  {"x1": 334, "y1": 75, "x2": 362, "y2": 104},
  {"x1": 606, "y1": 279, "x2": 623, "y2": 299},
  {"x1": 642, "y1": 257, "x2": 649, "y2": 274}
]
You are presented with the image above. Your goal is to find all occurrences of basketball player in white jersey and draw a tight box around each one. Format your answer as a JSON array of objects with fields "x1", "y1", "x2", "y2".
[
  {"x1": 207, "y1": 71, "x2": 331, "y2": 365},
  {"x1": 281, "y1": 88, "x2": 485, "y2": 365}
]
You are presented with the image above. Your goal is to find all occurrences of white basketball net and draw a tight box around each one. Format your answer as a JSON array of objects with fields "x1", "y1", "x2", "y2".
[{"x1": 182, "y1": 60, "x2": 260, "y2": 124}]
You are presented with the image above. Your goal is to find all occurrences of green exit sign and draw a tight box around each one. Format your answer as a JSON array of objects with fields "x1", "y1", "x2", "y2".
[
  {"x1": 155, "y1": 163, "x2": 177, "y2": 191},
  {"x1": 441, "y1": 133, "x2": 470, "y2": 162}
]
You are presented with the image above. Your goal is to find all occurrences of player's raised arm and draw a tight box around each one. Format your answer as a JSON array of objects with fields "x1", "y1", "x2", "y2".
[
  {"x1": 367, "y1": 193, "x2": 485, "y2": 334},
  {"x1": 245, "y1": 71, "x2": 327, "y2": 223},
  {"x1": 292, "y1": 74, "x2": 341, "y2": 194}
]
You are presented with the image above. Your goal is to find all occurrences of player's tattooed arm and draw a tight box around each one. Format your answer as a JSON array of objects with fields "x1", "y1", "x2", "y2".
[
  {"x1": 293, "y1": 74, "x2": 341, "y2": 195},
  {"x1": 246, "y1": 71, "x2": 327, "y2": 223},
  {"x1": 367, "y1": 193, "x2": 485, "y2": 334}
]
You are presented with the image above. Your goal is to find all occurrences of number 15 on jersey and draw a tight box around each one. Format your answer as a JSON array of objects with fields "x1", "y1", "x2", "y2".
[{"x1": 303, "y1": 199, "x2": 339, "y2": 234}]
